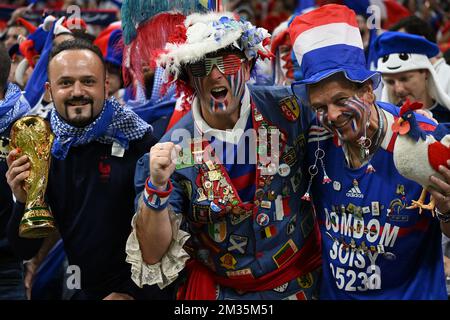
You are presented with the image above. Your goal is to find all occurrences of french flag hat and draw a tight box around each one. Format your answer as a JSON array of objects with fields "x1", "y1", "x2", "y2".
[{"x1": 289, "y1": 4, "x2": 381, "y2": 102}]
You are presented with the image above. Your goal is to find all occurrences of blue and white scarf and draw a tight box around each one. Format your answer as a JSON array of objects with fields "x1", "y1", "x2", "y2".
[
  {"x1": 50, "y1": 97, "x2": 151, "y2": 160},
  {"x1": 0, "y1": 83, "x2": 31, "y2": 134}
]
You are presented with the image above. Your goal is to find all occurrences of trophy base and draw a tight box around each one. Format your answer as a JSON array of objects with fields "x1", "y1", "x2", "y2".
[{"x1": 19, "y1": 209, "x2": 56, "y2": 239}]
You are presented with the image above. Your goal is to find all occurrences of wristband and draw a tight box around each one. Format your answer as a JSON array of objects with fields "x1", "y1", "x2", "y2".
[{"x1": 143, "y1": 177, "x2": 173, "y2": 211}]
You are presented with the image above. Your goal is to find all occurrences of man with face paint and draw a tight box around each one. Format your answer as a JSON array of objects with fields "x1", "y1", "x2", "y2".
[
  {"x1": 290, "y1": 5, "x2": 448, "y2": 299},
  {"x1": 5, "y1": 39, "x2": 175, "y2": 300},
  {"x1": 127, "y1": 12, "x2": 322, "y2": 300}
]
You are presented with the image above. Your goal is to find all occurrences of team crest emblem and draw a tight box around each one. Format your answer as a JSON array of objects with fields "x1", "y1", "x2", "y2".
[
  {"x1": 220, "y1": 253, "x2": 237, "y2": 270},
  {"x1": 297, "y1": 273, "x2": 314, "y2": 289},
  {"x1": 279, "y1": 96, "x2": 300, "y2": 121}
]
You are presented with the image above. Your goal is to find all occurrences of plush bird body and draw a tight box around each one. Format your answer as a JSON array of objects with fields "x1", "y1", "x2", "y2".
[{"x1": 392, "y1": 99, "x2": 450, "y2": 213}]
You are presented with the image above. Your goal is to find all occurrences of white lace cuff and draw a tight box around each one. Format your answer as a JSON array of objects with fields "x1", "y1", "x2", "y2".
[{"x1": 125, "y1": 205, "x2": 191, "y2": 289}]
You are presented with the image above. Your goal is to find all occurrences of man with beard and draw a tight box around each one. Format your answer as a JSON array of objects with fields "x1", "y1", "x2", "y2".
[
  {"x1": 125, "y1": 12, "x2": 322, "y2": 300},
  {"x1": 289, "y1": 4, "x2": 448, "y2": 299},
  {"x1": 5, "y1": 39, "x2": 173, "y2": 300}
]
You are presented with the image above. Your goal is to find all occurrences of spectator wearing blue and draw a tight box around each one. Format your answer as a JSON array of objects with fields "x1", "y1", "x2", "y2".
[
  {"x1": 388, "y1": 15, "x2": 450, "y2": 98},
  {"x1": 289, "y1": 4, "x2": 448, "y2": 299},
  {"x1": 375, "y1": 31, "x2": 450, "y2": 123}
]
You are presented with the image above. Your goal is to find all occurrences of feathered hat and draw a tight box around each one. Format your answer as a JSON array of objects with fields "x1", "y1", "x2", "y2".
[
  {"x1": 157, "y1": 12, "x2": 273, "y2": 82},
  {"x1": 374, "y1": 31, "x2": 450, "y2": 110}
]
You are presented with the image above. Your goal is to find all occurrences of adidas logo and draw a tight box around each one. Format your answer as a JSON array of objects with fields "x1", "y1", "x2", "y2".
[{"x1": 346, "y1": 186, "x2": 364, "y2": 198}]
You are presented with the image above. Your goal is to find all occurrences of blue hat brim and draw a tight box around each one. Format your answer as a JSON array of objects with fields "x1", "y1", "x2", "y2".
[{"x1": 291, "y1": 68, "x2": 381, "y2": 104}]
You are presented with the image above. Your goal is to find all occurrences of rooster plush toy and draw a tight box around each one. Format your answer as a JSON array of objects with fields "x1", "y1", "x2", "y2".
[{"x1": 392, "y1": 99, "x2": 450, "y2": 214}]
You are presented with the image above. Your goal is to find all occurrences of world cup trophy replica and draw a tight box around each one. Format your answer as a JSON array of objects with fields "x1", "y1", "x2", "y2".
[{"x1": 10, "y1": 116, "x2": 55, "y2": 238}]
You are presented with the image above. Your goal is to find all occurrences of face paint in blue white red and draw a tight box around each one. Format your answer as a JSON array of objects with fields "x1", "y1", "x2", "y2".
[
  {"x1": 191, "y1": 54, "x2": 247, "y2": 113},
  {"x1": 316, "y1": 96, "x2": 370, "y2": 141}
]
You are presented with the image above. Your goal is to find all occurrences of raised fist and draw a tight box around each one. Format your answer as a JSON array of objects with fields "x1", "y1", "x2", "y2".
[{"x1": 149, "y1": 142, "x2": 180, "y2": 190}]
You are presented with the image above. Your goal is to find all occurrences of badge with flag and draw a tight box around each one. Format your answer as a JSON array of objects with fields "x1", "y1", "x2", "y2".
[
  {"x1": 208, "y1": 221, "x2": 227, "y2": 243},
  {"x1": 261, "y1": 225, "x2": 277, "y2": 239},
  {"x1": 272, "y1": 239, "x2": 298, "y2": 268}
]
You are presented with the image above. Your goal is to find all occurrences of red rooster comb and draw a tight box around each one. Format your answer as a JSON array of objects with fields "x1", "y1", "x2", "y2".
[{"x1": 399, "y1": 99, "x2": 423, "y2": 117}]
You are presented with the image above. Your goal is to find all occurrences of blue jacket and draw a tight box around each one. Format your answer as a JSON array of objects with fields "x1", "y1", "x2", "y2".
[{"x1": 134, "y1": 85, "x2": 322, "y2": 299}]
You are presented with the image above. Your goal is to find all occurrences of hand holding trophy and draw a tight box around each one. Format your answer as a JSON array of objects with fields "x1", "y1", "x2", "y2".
[{"x1": 8, "y1": 116, "x2": 55, "y2": 238}]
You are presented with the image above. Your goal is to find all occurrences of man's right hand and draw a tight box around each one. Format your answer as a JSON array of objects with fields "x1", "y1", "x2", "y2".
[
  {"x1": 149, "y1": 142, "x2": 179, "y2": 191},
  {"x1": 6, "y1": 148, "x2": 30, "y2": 204}
]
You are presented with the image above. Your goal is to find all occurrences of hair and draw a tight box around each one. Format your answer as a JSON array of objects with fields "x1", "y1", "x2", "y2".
[
  {"x1": 71, "y1": 29, "x2": 96, "y2": 43},
  {"x1": 47, "y1": 38, "x2": 106, "y2": 78},
  {"x1": 0, "y1": 42, "x2": 11, "y2": 92},
  {"x1": 389, "y1": 15, "x2": 436, "y2": 43}
]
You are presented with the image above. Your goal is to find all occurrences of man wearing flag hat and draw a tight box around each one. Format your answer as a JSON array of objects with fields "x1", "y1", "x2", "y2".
[
  {"x1": 126, "y1": 11, "x2": 322, "y2": 300},
  {"x1": 374, "y1": 31, "x2": 450, "y2": 123},
  {"x1": 289, "y1": 4, "x2": 448, "y2": 299}
]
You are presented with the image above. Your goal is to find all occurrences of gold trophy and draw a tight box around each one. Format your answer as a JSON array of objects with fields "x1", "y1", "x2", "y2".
[{"x1": 10, "y1": 116, "x2": 55, "y2": 238}]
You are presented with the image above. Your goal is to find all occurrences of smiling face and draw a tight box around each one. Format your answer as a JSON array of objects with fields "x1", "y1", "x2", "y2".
[
  {"x1": 308, "y1": 73, "x2": 375, "y2": 143},
  {"x1": 47, "y1": 49, "x2": 107, "y2": 127},
  {"x1": 187, "y1": 50, "x2": 251, "y2": 116}
]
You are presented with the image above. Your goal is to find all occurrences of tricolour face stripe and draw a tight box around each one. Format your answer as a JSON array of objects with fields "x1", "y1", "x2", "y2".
[
  {"x1": 316, "y1": 96, "x2": 368, "y2": 135},
  {"x1": 228, "y1": 66, "x2": 245, "y2": 98}
]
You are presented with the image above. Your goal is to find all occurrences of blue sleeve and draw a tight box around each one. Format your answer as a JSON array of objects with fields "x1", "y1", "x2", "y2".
[
  {"x1": 134, "y1": 152, "x2": 187, "y2": 215},
  {"x1": 7, "y1": 202, "x2": 43, "y2": 260}
]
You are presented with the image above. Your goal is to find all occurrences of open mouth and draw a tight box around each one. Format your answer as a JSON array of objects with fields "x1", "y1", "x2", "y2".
[
  {"x1": 210, "y1": 87, "x2": 228, "y2": 101},
  {"x1": 387, "y1": 66, "x2": 401, "y2": 70}
]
